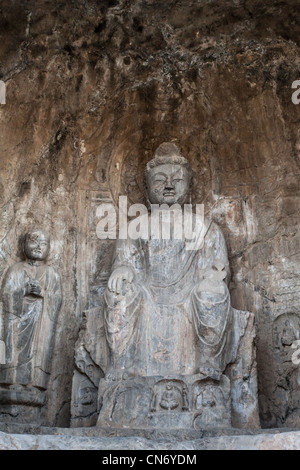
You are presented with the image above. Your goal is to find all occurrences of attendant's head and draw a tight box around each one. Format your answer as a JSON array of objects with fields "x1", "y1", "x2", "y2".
[
  {"x1": 145, "y1": 142, "x2": 193, "y2": 206},
  {"x1": 24, "y1": 229, "x2": 50, "y2": 261}
]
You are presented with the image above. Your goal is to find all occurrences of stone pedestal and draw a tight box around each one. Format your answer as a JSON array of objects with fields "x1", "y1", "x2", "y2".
[
  {"x1": 97, "y1": 374, "x2": 231, "y2": 430},
  {"x1": 0, "y1": 384, "x2": 47, "y2": 425}
]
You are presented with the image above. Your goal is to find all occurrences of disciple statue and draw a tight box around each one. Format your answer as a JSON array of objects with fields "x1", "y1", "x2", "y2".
[
  {"x1": 0, "y1": 229, "x2": 62, "y2": 418},
  {"x1": 72, "y1": 142, "x2": 259, "y2": 430}
]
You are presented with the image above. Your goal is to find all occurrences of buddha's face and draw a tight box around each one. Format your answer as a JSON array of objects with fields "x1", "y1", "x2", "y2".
[
  {"x1": 24, "y1": 231, "x2": 50, "y2": 261},
  {"x1": 146, "y1": 163, "x2": 191, "y2": 206}
]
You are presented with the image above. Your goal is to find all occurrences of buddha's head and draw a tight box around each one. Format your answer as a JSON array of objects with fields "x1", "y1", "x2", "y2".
[
  {"x1": 24, "y1": 229, "x2": 50, "y2": 261},
  {"x1": 145, "y1": 142, "x2": 193, "y2": 206}
]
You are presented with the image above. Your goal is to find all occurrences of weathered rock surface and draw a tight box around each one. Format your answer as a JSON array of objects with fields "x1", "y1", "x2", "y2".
[
  {"x1": 1, "y1": 428, "x2": 300, "y2": 450},
  {"x1": 0, "y1": 0, "x2": 300, "y2": 429}
]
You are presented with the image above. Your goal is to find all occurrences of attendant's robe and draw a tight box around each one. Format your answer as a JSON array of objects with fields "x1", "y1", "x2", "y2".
[{"x1": 0, "y1": 261, "x2": 62, "y2": 390}]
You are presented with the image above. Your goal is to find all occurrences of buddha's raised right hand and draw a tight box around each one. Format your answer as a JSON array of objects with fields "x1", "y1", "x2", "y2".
[{"x1": 107, "y1": 266, "x2": 135, "y2": 294}]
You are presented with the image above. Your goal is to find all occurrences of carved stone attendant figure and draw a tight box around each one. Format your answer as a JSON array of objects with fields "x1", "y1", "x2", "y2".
[{"x1": 0, "y1": 229, "x2": 62, "y2": 416}]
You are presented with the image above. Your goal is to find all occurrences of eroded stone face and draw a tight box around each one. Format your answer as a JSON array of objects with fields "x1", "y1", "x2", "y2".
[
  {"x1": 146, "y1": 163, "x2": 190, "y2": 206},
  {"x1": 24, "y1": 231, "x2": 50, "y2": 262}
]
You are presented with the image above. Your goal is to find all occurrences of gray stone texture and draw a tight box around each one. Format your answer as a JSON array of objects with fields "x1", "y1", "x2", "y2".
[
  {"x1": 71, "y1": 145, "x2": 259, "y2": 431},
  {"x1": 0, "y1": 0, "x2": 300, "y2": 440},
  {"x1": 1, "y1": 427, "x2": 300, "y2": 450}
]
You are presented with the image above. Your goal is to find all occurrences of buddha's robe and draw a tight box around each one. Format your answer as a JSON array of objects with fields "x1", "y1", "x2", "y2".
[{"x1": 104, "y1": 218, "x2": 243, "y2": 378}]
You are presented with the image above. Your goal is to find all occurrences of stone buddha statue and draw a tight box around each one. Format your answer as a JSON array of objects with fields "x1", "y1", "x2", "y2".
[
  {"x1": 0, "y1": 229, "x2": 62, "y2": 421},
  {"x1": 103, "y1": 142, "x2": 234, "y2": 380},
  {"x1": 72, "y1": 142, "x2": 259, "y2": 430}
]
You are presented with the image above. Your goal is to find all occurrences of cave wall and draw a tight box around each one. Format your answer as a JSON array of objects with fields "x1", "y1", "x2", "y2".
[{"x1": 0, "y1": 0, "x2": 300, "y2": 427}]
